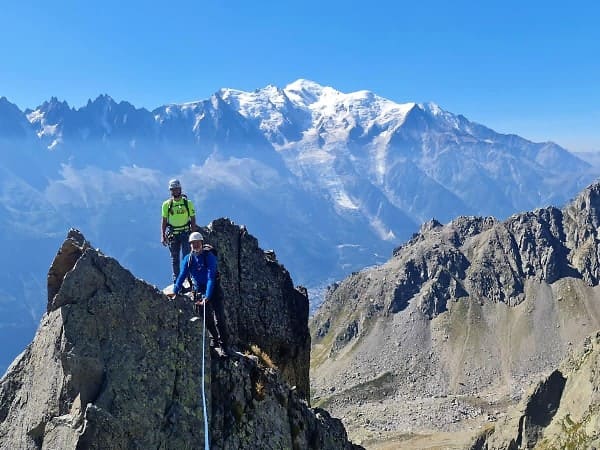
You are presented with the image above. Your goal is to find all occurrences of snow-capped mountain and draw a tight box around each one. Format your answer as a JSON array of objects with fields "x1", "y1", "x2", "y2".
[
  {"x1": 0, "y1": 80, "x2": 597, "y2": 371},
  {"x1": 219, "y1": 80, "x2": 590, "y2": 227}
]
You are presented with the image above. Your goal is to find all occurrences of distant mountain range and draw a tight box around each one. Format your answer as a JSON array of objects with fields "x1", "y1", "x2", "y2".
[{"x1": 0, "y1": 79, "x2": 597, "y2": 371}]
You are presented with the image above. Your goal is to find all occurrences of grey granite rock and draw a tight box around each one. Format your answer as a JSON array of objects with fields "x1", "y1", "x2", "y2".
[{"x1": 0, "y1": 220, "x2": 361, "y2": 450}]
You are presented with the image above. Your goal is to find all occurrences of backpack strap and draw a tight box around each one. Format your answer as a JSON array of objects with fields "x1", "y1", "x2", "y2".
[
  {"x1": 202, "y1": 245, "x2": 212, "y2": 268},
  {"x1": 202, "y1": 245, "x2": 220, "y2": 281},
  {"x1": 168, "y1": 195, "x2": 190, "y2": 216},
  {"x1": 167, "y1": 195, "x2": 191, "y2": 232}
]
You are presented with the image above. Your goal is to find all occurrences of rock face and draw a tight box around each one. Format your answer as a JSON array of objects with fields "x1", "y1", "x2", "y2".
[
  {"x1": 199, "y1": 218, "x2": 311, "y2": 400},
  {"x1": 0, "y1": 223, "x2": 361, "y2": 449},
  {"x1": 310, "y1": 182, "x2": 600, "y2": 445},
  {"x1": 470, "y1": 331, "x2": 600, "y2": 449}
]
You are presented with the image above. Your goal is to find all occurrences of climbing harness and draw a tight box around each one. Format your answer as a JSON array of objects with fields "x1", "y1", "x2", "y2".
[{"x1": 166, "y1": 195, "x2": 192, "y2": 239}]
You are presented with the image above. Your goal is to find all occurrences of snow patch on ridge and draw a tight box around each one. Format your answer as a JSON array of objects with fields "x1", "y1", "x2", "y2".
[
  {"x1": 370, "y1": 216, "x2": 396, "y2": 241},
  {"x1": 333, "y1": 190, "x2": 359, "y2": 210},
  {"x1": 26, "y1": 110, "x2": 44, "y2": 124}
]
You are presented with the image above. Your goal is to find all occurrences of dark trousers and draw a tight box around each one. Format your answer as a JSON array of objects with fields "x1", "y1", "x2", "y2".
[
  {"x1": 196, "y1": 286, "x2": 228, "y2": 348},
  {"x1": 168, "y1": 231, "x2": 190, "y2": 281}
]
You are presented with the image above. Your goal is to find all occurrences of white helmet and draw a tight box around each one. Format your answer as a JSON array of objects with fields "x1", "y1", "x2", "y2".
[
  {"x1": 189, "y1": 232, "x2": 204, "y2": 242},
  {"x1": 168, "y1": 179, "x2": 181, "y2": 189}
]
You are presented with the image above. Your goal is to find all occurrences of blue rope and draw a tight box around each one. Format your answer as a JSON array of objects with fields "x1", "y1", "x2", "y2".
[{"x1": 201, "y1": 301, "x2": 210, "y2": 450}]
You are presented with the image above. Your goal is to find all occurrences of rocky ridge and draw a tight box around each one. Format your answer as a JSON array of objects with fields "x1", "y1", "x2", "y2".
[
  {"x1": 0, "y1": 222, "x2": 361, "y2": 449},
  {"x1": 310, "y1": 182, "x2": 600, "y2": 447}
]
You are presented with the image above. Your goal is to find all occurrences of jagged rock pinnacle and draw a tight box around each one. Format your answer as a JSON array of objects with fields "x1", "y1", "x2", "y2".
[{"x1": 1, "y1": 219, "x2": 362, "y2": 449}]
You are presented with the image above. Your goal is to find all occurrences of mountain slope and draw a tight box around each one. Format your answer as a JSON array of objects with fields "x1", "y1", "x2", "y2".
[
  {"x1": 470, "y1": 331, "x2": 600, "y2": 449},
  {"x1": 309, "y1": 182, "x2": 600, "y2": 447}
]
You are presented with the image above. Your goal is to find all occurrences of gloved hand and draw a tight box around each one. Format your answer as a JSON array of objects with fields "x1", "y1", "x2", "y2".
[{"x1": 194, "y1": 296, "x2": 206, "y2": 315}]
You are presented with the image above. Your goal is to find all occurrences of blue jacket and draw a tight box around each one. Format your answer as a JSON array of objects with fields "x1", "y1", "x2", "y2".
[{"x1": 174, "y1": 250, "x2": 218, "y2": 298}]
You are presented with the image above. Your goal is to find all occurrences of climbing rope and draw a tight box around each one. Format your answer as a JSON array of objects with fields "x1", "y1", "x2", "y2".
[{"x1": 201, "y1": 299, "x2": 210, "y2": 450}]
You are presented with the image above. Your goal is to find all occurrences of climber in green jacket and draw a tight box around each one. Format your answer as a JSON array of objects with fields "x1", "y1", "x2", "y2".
[{"x1": 161, "y1": 178, "x2": 197, "y2": 282}]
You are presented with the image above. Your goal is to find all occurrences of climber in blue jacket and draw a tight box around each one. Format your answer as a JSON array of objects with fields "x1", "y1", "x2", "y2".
[{"x1": 173, "y1": 231, "x2": 229, "y2": 357}]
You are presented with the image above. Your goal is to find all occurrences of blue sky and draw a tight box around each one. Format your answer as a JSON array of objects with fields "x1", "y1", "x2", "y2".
[{"x1": 1, "y1": 1, "x2": 599, "y2": 151}]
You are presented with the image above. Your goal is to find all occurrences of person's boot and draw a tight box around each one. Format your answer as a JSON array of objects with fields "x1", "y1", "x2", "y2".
[
  {"x1": 215, "y1": 340, "x2": 229, "y2": 357},
  {"x1": 212, "y1": 346, "x2": 227, "y2": 358}
]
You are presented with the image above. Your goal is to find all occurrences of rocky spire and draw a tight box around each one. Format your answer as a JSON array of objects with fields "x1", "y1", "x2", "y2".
[{"x1": 0, "y1": 220, "x2": 362, "y2": 449}]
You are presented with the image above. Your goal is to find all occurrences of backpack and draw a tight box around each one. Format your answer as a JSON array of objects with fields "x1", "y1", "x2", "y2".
[
  {"x1": 187, "y1": 243, "x2": 220, "y2": 280},
  {"x1": 202, "y1": 243, "x2": 217, "y2": 258},
  {"x1": 202, "y1": 243, "x2": 221, "y2": 281}
]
